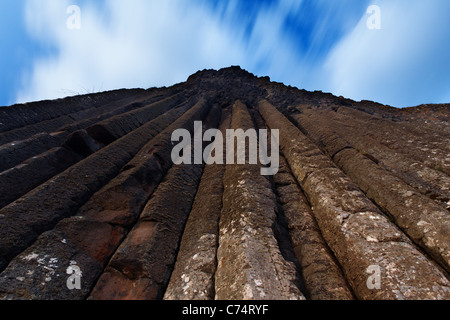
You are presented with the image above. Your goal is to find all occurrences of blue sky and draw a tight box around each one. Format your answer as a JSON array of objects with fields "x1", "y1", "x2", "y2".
[{"x1": 1, "y1": 0, "x2": 449, "y2": 108}]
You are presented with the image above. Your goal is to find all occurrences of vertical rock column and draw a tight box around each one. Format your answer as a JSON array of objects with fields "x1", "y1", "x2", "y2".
[
  {"x1": 259, "y1": 99, "x2": 450, "y2": 300},
  {"x1": 274, "y1": 155, "x2": 355, "y2": 300},
  {"x1": 89, "y1": 105, "x2": 222, "y2": 300},
  {"x1": 0, "y1": 100, "x2": 203, "y2": 300},
  {"x1": 252, "y1": 109, "x2": 354, "y2": 300},
  {"x1": 214, "y1": 101, "x2": 305, "y2": 300},
  {"x1": 164, "y1": 108, "x2": 232, "y2": 300},
  {"x1": 290, "y1": 112, "x2": 450, "y2": 272}
]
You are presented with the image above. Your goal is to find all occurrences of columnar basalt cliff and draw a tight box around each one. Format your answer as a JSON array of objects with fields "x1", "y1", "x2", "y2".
[{"x1": 0, "y1": 66, "x2": 448, "y2": 300}]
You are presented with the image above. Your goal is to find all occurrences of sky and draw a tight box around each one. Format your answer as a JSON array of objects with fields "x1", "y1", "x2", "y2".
[{"x1": 0, "y1": 0, "x2": 449, "y2": 108}]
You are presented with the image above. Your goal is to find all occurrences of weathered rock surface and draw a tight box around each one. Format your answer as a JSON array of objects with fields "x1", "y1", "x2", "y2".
[
  {"x1": 215, "y1": 101, "x2": 304, "y2": 300},
  {"x1": 0, "y1": 66, "x2": 448, "y2": 300},
  {"x1": 289, "y1": 112, "x2": 450, "y2": 272},
  {"x1": 258, "y1": 100, "x2": 450, "y2": 300},
  {"x1": 164, "y1": 108, "x2": 231, "y2": 300},
  {"x1": 274, "y1": 155, "x2": 355, "y2": 300},
  {"x1": 88, "y1": 105, "x2": 221, "y2": 300}
]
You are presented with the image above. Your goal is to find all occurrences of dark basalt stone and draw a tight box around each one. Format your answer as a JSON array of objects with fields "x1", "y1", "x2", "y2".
[{"x1": 0, "y1": 66, "x2": 448, "y2": 300}]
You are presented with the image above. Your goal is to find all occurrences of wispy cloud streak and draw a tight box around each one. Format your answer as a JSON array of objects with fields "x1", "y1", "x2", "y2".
[
  {"x1": 323, "y1": 0, "x2": 450, "y2": 107},
  {"x1": 16, "y1": 0, "x2": 450, "y2": 108}
]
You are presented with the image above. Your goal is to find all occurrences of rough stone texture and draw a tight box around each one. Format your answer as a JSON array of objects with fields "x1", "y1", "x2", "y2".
[
  {"x1": 0, "y1": 147, "x2": 83, "y2": 208},
  {"x1": 86, "y1": 93, "x2": 186, "y2": 146},
  {"x1": 0, "y1": 219, "x2": 124, "y2": 300},
  {"x1": 58, "y1": 90, "x2": 179, "y2": 134},
  {"x1": 89, "y1": 106, "x2": 221, "y2": 300},
  {"x1": 215, "y1": 101, "x2": 305, "y2": 300},
  {"x1": 0, "y1": 99, "x2": 212, "y2": 300},
  {"x1": 0, "y1": 90, "x2": 151, "y2": 146},
  {"x1": 88, "y1": 163, "x2": 205, "y2": 300},
  {"x1": 164, "y1": 109, "x2": 231, "y2": 300},
  {"x1": 0, "y1": 89, "x2": 148, "y2": 133},
  {"x1": 290, "y1": 113, "x2": 450, "y2": 272},
  {"x1": 76, "y1": 98, "x2": 209, "y2": 230},
  {"x1": 251, "y1": 110, "x2": 354, "y2": 300},
  {"x1": 0, "y1": 132, "x2": 67, "y2": 173},
  {"x1": 0, "y1": 102, "x2": 192, "y2": 273},
  {"x1": 258, "y1": 99, "x2": 450, "y2": 300},
  {"x1": 0, "y1": 66, "x2": 449, "y2": 300},
  {"x1": 335, "y1": 148, "x2": 450, "y2": 271},
  {"x1": 274, "y1": 156, "x2": 355, "y2": 300},
  {"x1": 0, "y1": 99, "x2": 210, "y2": 299},
  {"x1": 295, "y1": 106, "x2": 450, "y2": 208}
]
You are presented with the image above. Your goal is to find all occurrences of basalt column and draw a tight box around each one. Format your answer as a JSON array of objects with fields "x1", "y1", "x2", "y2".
[{"x1": 214, "y1": 100, "x2": 305, "y2": 300}]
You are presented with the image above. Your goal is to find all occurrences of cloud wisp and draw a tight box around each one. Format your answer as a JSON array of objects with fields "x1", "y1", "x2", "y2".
[
  {"x1": 323, "y1": 0, "x2": 450, "y2": 107},
  {"x1": 18, "y1": 0, "x2": 246, "y2": 103},
  {"x1": 17, "y1": 0, "x2": 366, "y2": 104}
]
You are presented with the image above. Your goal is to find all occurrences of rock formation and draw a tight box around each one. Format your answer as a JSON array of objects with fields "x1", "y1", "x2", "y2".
[{"x1": 0, "y1": 66, "x2": 448, "y2": 300}]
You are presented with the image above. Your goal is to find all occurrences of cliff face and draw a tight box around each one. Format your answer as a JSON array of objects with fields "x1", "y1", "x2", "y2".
[{"x1": 0, "y1": 66, "x2": 448, "y2": 300}]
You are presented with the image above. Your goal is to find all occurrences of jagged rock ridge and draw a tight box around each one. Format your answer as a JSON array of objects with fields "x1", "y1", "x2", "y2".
[{"x1": 0, "y1": 66, "x2": 448, "y2": 300}]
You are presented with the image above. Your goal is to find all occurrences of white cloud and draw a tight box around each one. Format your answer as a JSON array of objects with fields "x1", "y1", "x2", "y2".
[
  {"x1": 17, "y1": 0, "x2": 246, "y2": 103},
  {"x1": 18, "y1": 0, "x2": 319, "y2": 104},
  {"x1": 322, "y1": 0, "x2": 450, "y2": 107},
  {"x1": 17, "y1": 0, "x2": 450, "y2": 107}
]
